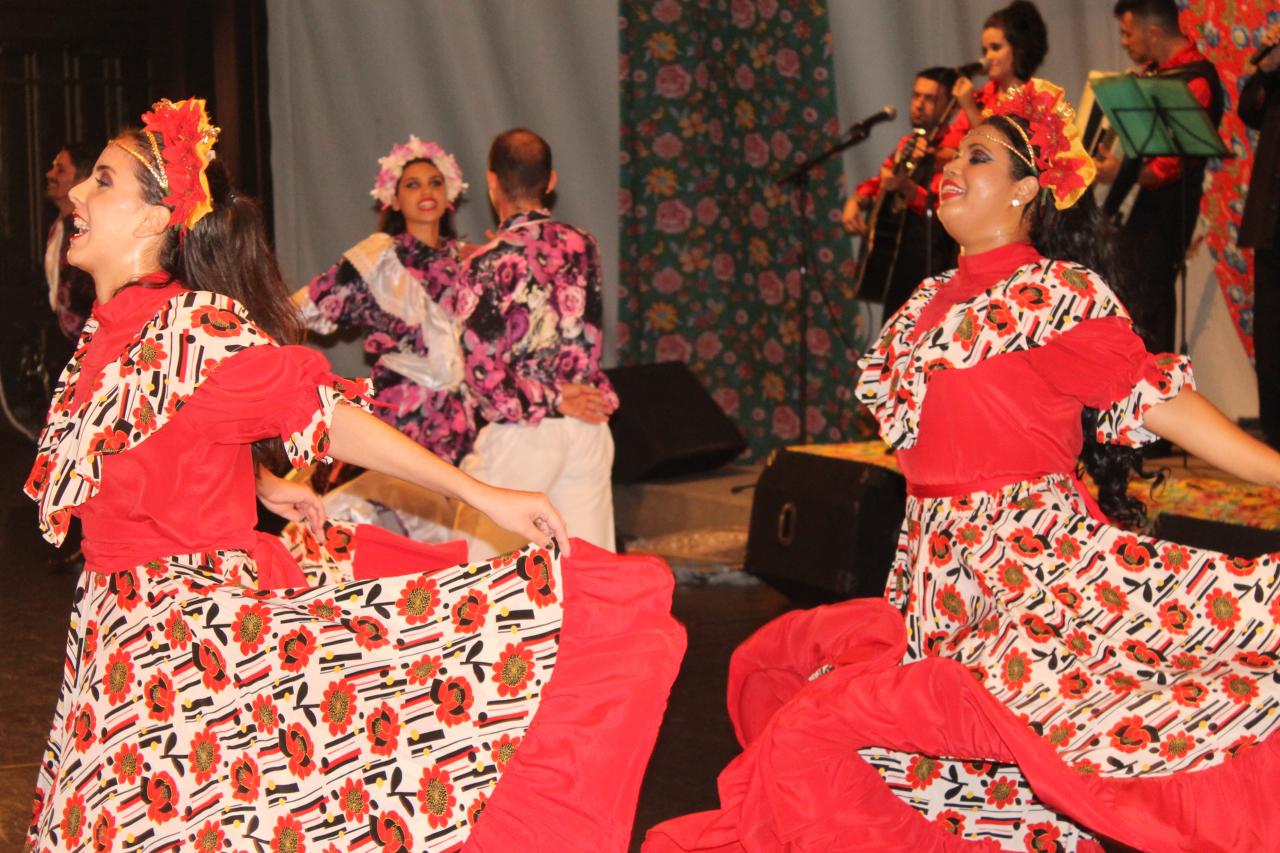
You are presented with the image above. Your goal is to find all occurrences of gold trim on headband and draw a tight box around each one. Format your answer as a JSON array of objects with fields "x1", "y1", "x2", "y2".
[
  {"x1": 110, "y1": 138, "x2": 169, "y2": 193},
  {"x1": 972, "y1": 130, "x2": 1037, "y2": 173}
]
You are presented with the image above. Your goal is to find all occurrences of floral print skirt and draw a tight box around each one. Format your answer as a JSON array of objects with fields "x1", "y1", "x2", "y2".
[
  {"x1": 861, "y1": 474, "x2": 1280, "y2": 847},
  {"x1": 28, "y1": 530, "x2": 682, "y2": 852},
  {"x1": 646, "y1": 474, "x2": 1280, "y2": 852}
]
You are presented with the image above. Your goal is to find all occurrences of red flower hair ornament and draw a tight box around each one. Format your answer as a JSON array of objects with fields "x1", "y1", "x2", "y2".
[
  {"x1": 112, "y1": 97, "x2": 221, "y2": 231},
  {"x1": 977, "y1": 78, "x2": 1097, "y2": 210}
]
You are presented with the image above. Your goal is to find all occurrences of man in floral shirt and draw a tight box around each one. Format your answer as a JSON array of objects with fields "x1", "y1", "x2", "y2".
[{"x1": 456, "y1": 128, "x2": 619, "y2": 557}]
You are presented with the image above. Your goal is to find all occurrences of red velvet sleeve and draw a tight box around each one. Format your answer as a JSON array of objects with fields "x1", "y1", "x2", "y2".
[
  {"x1": 1024, "y1": 317, "x2": 1194, "y2": 446},
  {"x1": 178, "y1": 345, "x2": 374, "y2": 466}
]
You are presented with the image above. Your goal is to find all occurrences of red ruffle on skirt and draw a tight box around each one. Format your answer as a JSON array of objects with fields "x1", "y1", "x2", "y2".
[
  {"x1": 466, "y1": 539, "x2": 687, "y2": 851},
  {"x1": 644, "y1": 598, "x2": 1280, "y2": 852}
]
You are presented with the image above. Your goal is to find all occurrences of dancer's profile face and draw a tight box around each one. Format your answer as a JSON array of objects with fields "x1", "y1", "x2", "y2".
[
  {"x1": 981, "y1": 27, "x2": 1016, "y2": 86},
  {"x1": 936, "y1": 127, "x2": 1036, "y2": 253},
  {"x1": 393, "y1": 160, "x2": 449, "y2": 233},
  {"x1": 66, "y1": 143, "x2": 166, "y2": 288}
]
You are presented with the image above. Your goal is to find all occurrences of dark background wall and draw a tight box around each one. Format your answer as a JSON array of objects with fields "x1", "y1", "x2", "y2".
[{"x1": 0, "y1": 0, "x2": 270, "y2": 319}]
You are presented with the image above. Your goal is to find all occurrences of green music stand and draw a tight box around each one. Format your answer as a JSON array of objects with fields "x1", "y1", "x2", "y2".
[
  {"x1": 1090, "y1": 73, "x2": 1230, "y2": 354},
  {"x1": 1091, "y1": 74, "x2": 1228, "y2": 159}
]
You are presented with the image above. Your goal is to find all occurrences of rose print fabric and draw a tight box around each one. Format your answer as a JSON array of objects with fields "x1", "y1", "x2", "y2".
[
  {"x1": 26, "y1": 284, "x2": 685, "y2": 852},
  {"x1": 646, "y1": 250, "x2": 1280, "y2": 851},
  {"x1": 619, "y1": 1, "x2": 865, "y2": 459},
  {"x1": 460, "y1": 210, "x2": 616, "y2": 425},
  {"x1": 302, "y1": 232, "x2": 477, "y2": 464}
]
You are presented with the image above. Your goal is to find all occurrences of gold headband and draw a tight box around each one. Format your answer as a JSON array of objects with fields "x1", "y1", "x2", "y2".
[
  {"x1": 971, "y1": 129, "x2": 1037, "y2": 174},
  {"x1": 111, "y1": 132, "x2": 169, "y2": 193}
]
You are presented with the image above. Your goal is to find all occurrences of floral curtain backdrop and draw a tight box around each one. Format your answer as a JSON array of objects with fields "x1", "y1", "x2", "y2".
[
  {"x1": 618, "y1": 0, "x2": 872, "y2": 460},
  {"x1": 1179, "y1": 0, "x2": 1276, "y2": 360}
]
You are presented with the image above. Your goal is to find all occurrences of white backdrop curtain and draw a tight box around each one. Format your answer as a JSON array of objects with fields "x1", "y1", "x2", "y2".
[{"x1": 267, "y1": 0, "x2": 1254, "y2": 418}]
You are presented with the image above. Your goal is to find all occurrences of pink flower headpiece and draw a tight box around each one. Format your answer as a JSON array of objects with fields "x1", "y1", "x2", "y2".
[
  {"x1": 984, "y1": 78, "x2": 1097, "y2": 210},
  {"x1": 370, "y1": 135, "x2": 467, "y2": 209}
]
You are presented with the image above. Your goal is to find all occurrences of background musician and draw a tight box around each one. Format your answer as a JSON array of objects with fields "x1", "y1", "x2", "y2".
[
  {"x1": 841, "y1": 66, "x2": 959, "y2": 318},
  {"x1": 1095, "y1": 0, "x2": 1223, "y2": 355},
  {"x1": 1239, "y1": 21, "x2": 1280, "y2": 448}
]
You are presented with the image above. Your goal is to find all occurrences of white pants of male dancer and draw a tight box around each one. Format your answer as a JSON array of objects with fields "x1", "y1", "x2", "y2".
[{"x1": 456, "y1": 417, "x2": 616, "y2": 560}]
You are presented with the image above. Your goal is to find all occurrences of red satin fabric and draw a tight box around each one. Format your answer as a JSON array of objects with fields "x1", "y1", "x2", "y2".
[
  {"x1": 466, "y1": 540, "x2": 687, "y2": 852},
  {"x1": 74, "y1": 282, "x2": 350, "y2": 573},
  {"x1": 896, "y1": 244, "x2": 1165, "y2": 494},
  {"x1": 647, "y1": 598, "x2": 1280, "y2": 852}
]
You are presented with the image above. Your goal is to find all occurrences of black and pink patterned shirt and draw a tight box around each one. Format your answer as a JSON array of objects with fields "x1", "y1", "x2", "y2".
[
  {"x1": 305, "y1": 232, "x2": 476, "y2": 463},
  {"x1": 461, "y1": 210, "x2": 616, "y2": 426}
]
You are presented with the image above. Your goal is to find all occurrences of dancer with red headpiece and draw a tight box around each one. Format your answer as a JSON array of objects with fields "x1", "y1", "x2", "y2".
[
  {"x1": 25, "y1": 98, "x2": 683, "y2": 853},
  {"x1": 647, "y1": 78, "x2": 1280, "y2": 852}
]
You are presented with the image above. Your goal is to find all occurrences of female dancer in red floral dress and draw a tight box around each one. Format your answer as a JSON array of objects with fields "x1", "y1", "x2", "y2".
[
  {"x1": 25, "y1": 98, "x2": 684, "y2": 853},
  {"x1": 646, "y1": 80, "x2": 1280, "y2": 851},
  {"x1": 296, "y1": 136, "x2": 478, "y2": 465}
]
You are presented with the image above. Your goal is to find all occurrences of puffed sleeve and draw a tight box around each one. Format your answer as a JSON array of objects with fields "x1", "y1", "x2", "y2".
[
  {"x1": 298, "y1": 257, "x2": 374, "y2": 335},
  {"x1": 1025, "y1": 316, "x2": 1195, "y2": 447},
  {"x1": 182, "y1": 345, "x2": 375, "y2": 468}
]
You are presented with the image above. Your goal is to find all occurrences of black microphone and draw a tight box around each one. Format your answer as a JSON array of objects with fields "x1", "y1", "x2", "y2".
[
  {"x1": 847, "y1": 105, "x2": 896, "y2": 135},
  {"x1": 1251, "y1": 41, "x2": 1276, "y2": 66},
  {"x1": 956, "y1": 61, "x2": 985, "y2": 78}
]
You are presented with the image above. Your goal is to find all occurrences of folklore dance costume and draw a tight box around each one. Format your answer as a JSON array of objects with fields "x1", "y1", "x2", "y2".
[
  {"x1": 298, "y1": 232, "x2": 477, "y2": 464},
  {"x1": 26, "y1": 280, "x2": 684, "y2": 852},
  {"x1": 646, "y1": 243, "x2": 1280, "y2": 851}
]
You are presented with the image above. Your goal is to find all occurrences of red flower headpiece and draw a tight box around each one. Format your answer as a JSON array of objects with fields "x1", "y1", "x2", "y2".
[
  {"x1": 113, "y1": 98, "x2": 221, "y2": 231},
  {"x1": 984, "y1": 79, "x2": 1096, "y2": 210}
]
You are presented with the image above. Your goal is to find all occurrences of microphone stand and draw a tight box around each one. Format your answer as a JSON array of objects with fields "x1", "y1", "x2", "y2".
[{"x1": 777, "y1": 123, "x2": 877, "y2": 444}]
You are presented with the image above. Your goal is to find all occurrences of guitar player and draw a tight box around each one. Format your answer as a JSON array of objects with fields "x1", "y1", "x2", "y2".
[{"x1": 841, "y1": 66, "x2": 960, "y2": 320}]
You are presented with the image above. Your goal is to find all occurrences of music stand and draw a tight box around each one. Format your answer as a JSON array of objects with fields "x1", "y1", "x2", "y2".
[{"x1": 1090, "y1": 74, "x2": 1230, "y2": 354}]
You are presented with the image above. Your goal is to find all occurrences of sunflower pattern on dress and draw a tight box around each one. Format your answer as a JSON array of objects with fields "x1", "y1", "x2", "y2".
[
  {"x1": 24, "y1": 290, "x2": 566, "y2": 853},
  {"x1": 842, "y1": 260, "x2": 1280, "y2": 848}
]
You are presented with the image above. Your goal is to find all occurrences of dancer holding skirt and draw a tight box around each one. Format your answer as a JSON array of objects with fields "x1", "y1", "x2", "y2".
[
  {"x1": 646, "y1": 79, "x2": 1280, "y2": 852},
  {"x1": 25, "y1": 98, "x2": 684, "y2": 853}
]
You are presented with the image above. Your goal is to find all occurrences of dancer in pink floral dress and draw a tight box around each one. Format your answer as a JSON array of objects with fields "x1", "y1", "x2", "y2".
[
  {"x1": 26, "y1": 99, "x2": 684, "y2": 853},
  {"x1": 296, "y1": 136, "x2": 477, "y2": 464},
  {"x1": 647, "y1": 80, "x2": 1280, "y2": 852}
]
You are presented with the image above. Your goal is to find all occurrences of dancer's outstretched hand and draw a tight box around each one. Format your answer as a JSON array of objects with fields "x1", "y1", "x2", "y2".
[{"x1": 474, "y1": 486, "x2": 571, "y2": 556}]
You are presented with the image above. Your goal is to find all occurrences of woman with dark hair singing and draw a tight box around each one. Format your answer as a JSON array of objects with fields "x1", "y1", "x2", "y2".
[
  {"x1": 25, "y1": 99, "x2": 683, "y2": 853},
  {"x1": 647, "y1": 80, "x2": 1280, "y2": 851},
  {"x1": 944, "y1": 0, "x2": 1049, "y2": 150}
]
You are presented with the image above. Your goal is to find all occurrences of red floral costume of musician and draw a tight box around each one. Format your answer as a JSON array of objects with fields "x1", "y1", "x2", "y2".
[{"x1": 646, "y1": 80, "x2": 1280, "y2": 852}]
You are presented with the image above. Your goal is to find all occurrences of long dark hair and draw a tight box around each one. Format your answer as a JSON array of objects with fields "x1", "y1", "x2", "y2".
[
  {"x1": 375, "y1": 157, "x2": 457, "y2": 240},
  {"x1": 983, "y1": 114, "x2": 1163, "y2": 529},
  {"x1": 117, "y1": 127, "x2": 302, "y2": 469},
  {"x1": 984, "y1": 1, "x2": 1049, "y2": 82}
]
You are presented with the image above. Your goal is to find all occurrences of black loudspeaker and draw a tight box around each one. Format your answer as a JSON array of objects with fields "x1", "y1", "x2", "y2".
[
  {"x1": 605, "y1": 362, "x2": 747, "y2": 483},
  {"x1": 745, "y1": 448, "x2": 906, "y2": 601}
]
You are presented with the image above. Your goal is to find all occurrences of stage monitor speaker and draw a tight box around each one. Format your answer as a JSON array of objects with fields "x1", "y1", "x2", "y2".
[
  {"x1": 745, "y1": 448, "x2": 906, "y2": 601},
  {"x1": 605, "y1": 362, "x2": 747, "y2": 483}
]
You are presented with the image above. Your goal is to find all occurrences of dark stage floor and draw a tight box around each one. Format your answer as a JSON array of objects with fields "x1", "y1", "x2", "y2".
[{"x1": 0, "y1": 426, "x2": 796, "y2": 852}]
